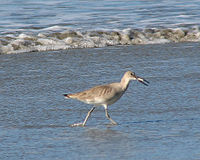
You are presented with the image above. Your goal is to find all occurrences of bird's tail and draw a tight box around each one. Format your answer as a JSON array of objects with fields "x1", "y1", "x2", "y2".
[{"x1": 63, "y1": 94, "x2": 71, "y2": 99}]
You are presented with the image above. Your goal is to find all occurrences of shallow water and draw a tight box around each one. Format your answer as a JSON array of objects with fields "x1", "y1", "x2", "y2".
[{"x1": 1, "y1": 42, "x2": 200, "y2": 159}]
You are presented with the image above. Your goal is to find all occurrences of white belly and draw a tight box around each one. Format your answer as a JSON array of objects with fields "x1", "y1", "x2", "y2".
[{"x1": 85, "y1": 91, "x2": 124, "y2": 106}]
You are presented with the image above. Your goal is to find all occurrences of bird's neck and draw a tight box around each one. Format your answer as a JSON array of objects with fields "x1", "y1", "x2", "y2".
[{"x1": 120, "y1": 76, "x2": 130, "y2": 91}]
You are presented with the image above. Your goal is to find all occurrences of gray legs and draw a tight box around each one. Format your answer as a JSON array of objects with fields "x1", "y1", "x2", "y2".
[
  {"x1": 71, "y1": 105, "x2": 117, "y2": 127},
  {"x1": 104, "y1": 105, "x2": 117, "y2": 125},
  {"x1": 82, "y1": 107, "x2": 95, "y2": 126},
  {"x1": 70, "y1": 107, "x2": 95, "y2": 127}
]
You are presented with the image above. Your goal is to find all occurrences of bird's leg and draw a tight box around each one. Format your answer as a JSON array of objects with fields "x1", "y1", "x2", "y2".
[
  {"x1": 104, "y1": 105, "x2": 117, "y2": 125},
  {"x1": 70, "y1": 107, "x2": 95, "y2": 127},
  {"x1": 82, "y1": 107, "x2": 95, "y2": 126}
]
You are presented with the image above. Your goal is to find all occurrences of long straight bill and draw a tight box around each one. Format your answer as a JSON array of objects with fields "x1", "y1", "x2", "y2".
[{"x1": 137, "y1": 77, "x2": 150, "y2": 86}]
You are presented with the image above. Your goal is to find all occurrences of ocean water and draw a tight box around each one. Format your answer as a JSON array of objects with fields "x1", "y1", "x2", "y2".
[
  {"x1": 1, "y1": 42, "x2": 200, "y2": 159},
  {"x1": 1, "y1": 1, "x2": 200, "y2": 159},
  {"x1": 1, "y1": 0, "x2": 200, "y2": 54}
]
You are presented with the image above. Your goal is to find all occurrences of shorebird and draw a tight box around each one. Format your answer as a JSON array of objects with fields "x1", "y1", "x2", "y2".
[{"x1": 64, "y1": 71, "x2": 149, "y2": 126}]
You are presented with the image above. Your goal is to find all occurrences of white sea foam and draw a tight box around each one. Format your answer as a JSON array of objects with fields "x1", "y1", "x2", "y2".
[{"x1": 1, "y1": 27, "x2": 200, "y2": 54}]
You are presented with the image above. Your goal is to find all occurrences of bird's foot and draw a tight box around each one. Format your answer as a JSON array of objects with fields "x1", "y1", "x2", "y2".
[
  {"x1": 111, "y1": 122, "x2": 118, "y2": 125},
  {"x1": 109, "y1": 119, "x2": 118, "y2": 125},
  {"x1": 70, "y1": 123, "x2": 84, "y2": 127}
]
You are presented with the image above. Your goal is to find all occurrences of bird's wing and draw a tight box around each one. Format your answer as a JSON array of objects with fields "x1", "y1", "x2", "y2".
[{"x1": 69, "y1": 84, "x2": 119, "y2": 102}]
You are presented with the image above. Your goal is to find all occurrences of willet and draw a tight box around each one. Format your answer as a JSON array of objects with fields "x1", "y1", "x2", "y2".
[{"x1": 64, "y1": 71, "x2": 149, "y2": 126}]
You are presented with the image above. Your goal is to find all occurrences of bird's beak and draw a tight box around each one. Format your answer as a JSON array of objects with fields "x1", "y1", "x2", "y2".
[{"x1": 136, "y1": 76, "x2": 149, "y2": 86}]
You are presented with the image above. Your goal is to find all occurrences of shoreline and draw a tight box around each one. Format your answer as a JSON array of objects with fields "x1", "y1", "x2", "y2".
[{"x1": 1, "y1": 27, "x2": 200, "y2": 54}]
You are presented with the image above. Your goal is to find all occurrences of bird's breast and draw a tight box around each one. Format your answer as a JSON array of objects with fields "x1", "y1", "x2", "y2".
[{"x1": 105, "y1": 90, "x2": 125, "y2": 105}]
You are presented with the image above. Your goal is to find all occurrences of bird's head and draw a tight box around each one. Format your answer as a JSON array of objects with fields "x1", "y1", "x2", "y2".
[{"x1": 125, "y1": 71, "x2": 149, "y2": 86}]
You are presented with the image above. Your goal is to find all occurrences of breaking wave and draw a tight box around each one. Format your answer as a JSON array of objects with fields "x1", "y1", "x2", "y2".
[{"x1": 1, "y1": 27, "x2": 200, "y2": 54}]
